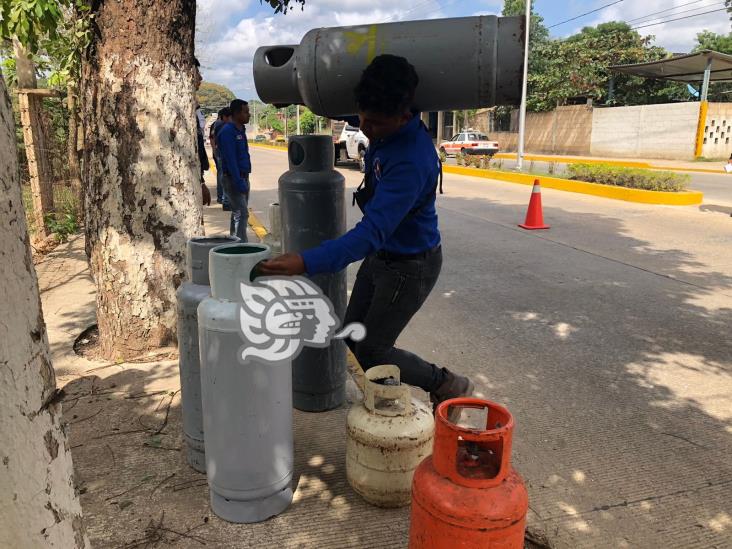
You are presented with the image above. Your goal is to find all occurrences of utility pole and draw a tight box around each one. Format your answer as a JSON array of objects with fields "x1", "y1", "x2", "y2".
[{"x1": 516, "y1": 0, "x2": 531, "y2": 171}]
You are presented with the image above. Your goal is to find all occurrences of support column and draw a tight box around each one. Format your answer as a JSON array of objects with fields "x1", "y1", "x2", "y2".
[
  {"x1": 437, "y1": 111, "x2": 445, "y2": 144},
  {"x1": 14, "y1": 41, "x2": 55, "y2": 237},
  {"x1": 695, "y1": 56, "x2": 713, "y2": 158}
]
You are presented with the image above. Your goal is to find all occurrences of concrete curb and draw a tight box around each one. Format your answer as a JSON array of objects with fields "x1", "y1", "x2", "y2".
[
  {"x1": 494, "y1": 152, "x2": 726, "y2": 175},
  {"x1": 494, "y1": 153, "x2": 652, "y2": 169},
  {"x1": 443, "y1": 165, "x2": 704, "y2": 206},
  {"x1": 250, "y1": 142, "x2": 288, "y2": 152},
  {"x1": 247, "y1": 209, "x2": 270, "y2": 241}
]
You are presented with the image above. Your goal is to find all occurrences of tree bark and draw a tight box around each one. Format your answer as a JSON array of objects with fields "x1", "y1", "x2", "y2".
[
  {"x1": 81, "y1": 0, "x2": 203, "y2": 359},
  {"x1": 14, "y1": 40, "x2": 55, "y2": 238},
  {"x1": 0, "y1": 74, "x2": 89, "y2": 548}
]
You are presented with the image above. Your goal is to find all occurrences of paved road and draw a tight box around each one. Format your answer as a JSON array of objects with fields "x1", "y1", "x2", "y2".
[{"x1": 240, "y1": 146, "x2": 732, "y2": 548}]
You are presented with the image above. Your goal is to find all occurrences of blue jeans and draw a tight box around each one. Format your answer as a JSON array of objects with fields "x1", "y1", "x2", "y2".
[
  {"x1": 222, "y1": 174, "x2": 249, "y2": 242},
  {"x1": 213, "y1": 153, "x2": 229, "y2": 206},
  {"x1": 344, "y1": 247, "x2": 445, "y2": 392}
]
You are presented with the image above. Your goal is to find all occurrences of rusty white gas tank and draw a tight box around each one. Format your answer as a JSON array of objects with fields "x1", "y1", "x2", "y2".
[{"x1": 346, "y1": 365, "x2": 435, "y2": 508}]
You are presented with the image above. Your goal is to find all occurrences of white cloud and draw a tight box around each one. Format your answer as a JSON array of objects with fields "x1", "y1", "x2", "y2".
[
  {"x1": 578, "y1": 0, "x2": 730, "y2": 53},
  {"x1": 195, "y1": 0, "x2": 446, "y2": 98}
]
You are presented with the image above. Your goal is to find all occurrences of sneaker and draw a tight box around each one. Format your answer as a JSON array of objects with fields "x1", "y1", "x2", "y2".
[{"x1": 429, "y1": 369, "x2": 475, "y2": 423}]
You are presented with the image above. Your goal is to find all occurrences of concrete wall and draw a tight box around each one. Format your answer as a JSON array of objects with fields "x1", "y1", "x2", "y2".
[
  {"x1": 702, "y1": 103, "x2": 732, "y2": 159},
  {"x1": 486, "y1": 105, "x2": 592, "y2": 156},
  {"x1": 590, "y1": 102, "x2": 698, "y2": 160}
]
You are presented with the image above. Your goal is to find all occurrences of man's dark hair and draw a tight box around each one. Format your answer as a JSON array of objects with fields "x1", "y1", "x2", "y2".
[
  {"x1": 354, "y1": 54, "x2": 419, "y2": 116},
  {"x1": 218, "y1": 107, "x2": 232, "y2": 118},
  {"x1": 230, "y1": 99, "x2": 249, "y2": 115},
  {"x1": 193, "y1": 57, "x2": 200, "y2": 67}
]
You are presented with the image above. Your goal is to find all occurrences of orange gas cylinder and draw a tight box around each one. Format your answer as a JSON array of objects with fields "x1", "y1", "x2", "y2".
[{"x1": 408, "y1": 398, "x2": 528, "y2": 549}]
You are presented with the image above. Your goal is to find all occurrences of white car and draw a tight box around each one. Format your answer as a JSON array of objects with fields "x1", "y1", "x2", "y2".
[
  {"x1": 333, "y1": 122, "x2": 359, "y2": 166},
  {"x1": 439, "y1": 130, "x2": 499, "y2": 157},
  {"x1": 346, "y1": 129, "x2": 369, "y2": 172}
]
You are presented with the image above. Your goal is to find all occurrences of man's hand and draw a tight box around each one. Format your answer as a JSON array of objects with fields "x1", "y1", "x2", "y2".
[{"x1": 257, "y1": 253, "x2": 306, "y2": 276}]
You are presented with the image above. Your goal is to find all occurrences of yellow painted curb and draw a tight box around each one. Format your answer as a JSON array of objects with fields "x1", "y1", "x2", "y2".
[
  {"x1": 443, "y1": 165, "x2": 704, "y2": 206},
  {"x1": 493, "y1": 153, "x2": 652, "y2": 169},
  {"x1": 250, "y1": 142, "x2": 288, "y2": 152},
  {"x1": 247, "y1": 209, "x2": 269, "y2": 241}
]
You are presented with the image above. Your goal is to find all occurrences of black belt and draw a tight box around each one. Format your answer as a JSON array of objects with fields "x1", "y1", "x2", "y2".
[{"x1": 376, "y1": 244, "x2": 441, "y2": 261}]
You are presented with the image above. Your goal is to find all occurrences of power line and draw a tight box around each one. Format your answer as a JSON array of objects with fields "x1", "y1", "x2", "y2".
[
  {"x1": 631, "y1": 6, "x2": 729, "y2": 29},
  {"x1": 383, "y1": 0, "x2": 441, "y2": 23},
  {"x1": 630, "y1": 1, "x2": 725, "y2": 27},
  {"x1": 547, "y1": 0, "x2": 625, "y2": 29},
  {"x1": 624, "y1": 0, "x2": 708, "y2": 23}
]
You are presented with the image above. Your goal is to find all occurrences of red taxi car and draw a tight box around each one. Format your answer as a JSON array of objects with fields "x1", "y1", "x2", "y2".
[{"x1": 439, "y1": 130, "x2": 499, "y2": 157}]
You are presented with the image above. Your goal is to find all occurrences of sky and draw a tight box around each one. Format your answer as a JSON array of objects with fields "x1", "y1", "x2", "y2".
[{"x1": 195, "y1": 0, "x2": 732, "y2": 100}]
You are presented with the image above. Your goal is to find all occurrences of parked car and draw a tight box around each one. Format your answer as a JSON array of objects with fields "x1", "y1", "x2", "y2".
[
  {"x1": 333, "y1": 121, "x2": 360, "y2": 166},
  {"x1": 254, "y1": 134, "x2": 267, "y2": 142},
  {"x1": 439, "y1": 130, "x2": 498, "y2": 157},
  {"x1": 345, "y1": 129, "x2": 369, "y2": 172}
]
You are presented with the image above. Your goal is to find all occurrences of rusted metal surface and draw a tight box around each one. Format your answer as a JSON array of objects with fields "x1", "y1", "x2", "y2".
[{"x1": 346, "y1": 365, "x2": 434, "y2": 508}]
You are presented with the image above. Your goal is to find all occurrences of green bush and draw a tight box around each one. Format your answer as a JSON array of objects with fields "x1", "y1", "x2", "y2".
[{"x1": 566, "y1": 163, "x2": 690, "y2": 192}]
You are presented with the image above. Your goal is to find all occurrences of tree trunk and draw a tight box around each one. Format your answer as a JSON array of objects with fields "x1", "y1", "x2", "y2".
[
  {"x1": 14, "y1": 40, "x2": 55, "y2": 238},
  {"x1": 67, "y1": 82, "x2": 83, "y2": 220},
  {"x1": 81, "y1": 0, "x2": 203, "y2": 360},
  {"x1": 0, "y1": 74, "x2": 89, "y2": 548}
]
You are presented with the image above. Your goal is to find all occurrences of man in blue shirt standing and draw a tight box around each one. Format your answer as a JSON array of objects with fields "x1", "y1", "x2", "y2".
[
  {"x1": 210, "y1": 107, "x2": 232, "y2": 209},
  {"x1": 259, "y1": 55, "x2": 474, "y2": 413},
  {"x1": 217, "y1": 99, "x2": 251, "y2": 241}
]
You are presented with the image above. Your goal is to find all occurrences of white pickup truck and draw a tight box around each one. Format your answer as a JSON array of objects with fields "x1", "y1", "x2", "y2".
[{"x1": 332, "y1": 121, "x2": 369, "y2": 171}]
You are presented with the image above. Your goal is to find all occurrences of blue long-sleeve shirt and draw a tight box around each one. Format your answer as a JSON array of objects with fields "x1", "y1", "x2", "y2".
[
  {"x1": 301, "y1": 116, "x2": 441, "y2": 275},
  {"x1": 217, "y1": 122, "x2": 251, "y2": 192}
]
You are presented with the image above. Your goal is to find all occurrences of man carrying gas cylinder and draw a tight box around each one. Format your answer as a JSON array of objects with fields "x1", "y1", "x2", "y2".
[{"x1": 258, "y1": 54, "x2": 474, "y2": 411}]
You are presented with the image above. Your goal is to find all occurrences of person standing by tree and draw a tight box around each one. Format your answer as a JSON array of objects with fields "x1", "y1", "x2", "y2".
[
  {"x1": 193, "y1": 57, "x2": 210, "y2": 206},
  {"x1": 210, "y1": 107, "x2": 232, "y2": 209},
  {"x1": 217, "y1": 99, "x2": 251, "y2": 240},
  {"x1": 258, "y1": 55, "x2": 474, "y2": 413}
]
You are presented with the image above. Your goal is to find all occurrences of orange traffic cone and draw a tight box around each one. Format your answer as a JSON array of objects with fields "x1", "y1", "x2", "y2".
[{"x1": 519, "y1": 179, "x2": 549, "y2": 230}]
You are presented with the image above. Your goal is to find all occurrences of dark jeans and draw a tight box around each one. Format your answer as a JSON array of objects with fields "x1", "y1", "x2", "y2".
[
  {"x1": 222, "y1": 174, "x2": 249, "y2": 242},
  {"x1": 213, "y1": 153, "x2": 229, "y2": 206},
  {"x1": 344, "y1": 247, "x2": 446, "y2": 393}
]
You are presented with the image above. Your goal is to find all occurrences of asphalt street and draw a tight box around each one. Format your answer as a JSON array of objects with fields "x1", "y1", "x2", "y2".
[{"x1": 240, "y1": 146, "x2": 732, "y2": 548}]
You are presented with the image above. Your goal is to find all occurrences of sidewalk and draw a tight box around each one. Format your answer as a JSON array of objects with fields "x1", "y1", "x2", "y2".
[{"x1": 36, "y1": 175, "x2": 432, "y2": 549}]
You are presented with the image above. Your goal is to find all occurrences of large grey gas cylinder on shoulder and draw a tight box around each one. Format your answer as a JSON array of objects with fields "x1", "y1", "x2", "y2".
[
  {"x1": 198, "y1": 243, "x2": 294, "y2": 523},
  {"x1": 177, "y1": 235, "x2": 238, "y2": 472},
  {"x1": 253, "y1": 16, "x2": 525, "y2": 117},
  {"x1": 279, "y1": 136, "x2": 346, "y2": 411}
]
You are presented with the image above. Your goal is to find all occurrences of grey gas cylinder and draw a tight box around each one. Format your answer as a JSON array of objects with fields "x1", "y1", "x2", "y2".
[
  {"x1": 198, "y1": 242, "x2": 294, "y2": 523},
  {"x1": 177, "y1": 235, "x2": 238, "y2": 472},
  {"x1": 279, "y1": 136, "x2": 347, "y2": 412},
  {"x1": 253, "y1": 15, "x2": 525, "y2": 117}
]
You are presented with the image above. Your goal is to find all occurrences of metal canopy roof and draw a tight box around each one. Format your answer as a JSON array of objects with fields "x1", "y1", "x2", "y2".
[{"x1": 610, "y1": 50, "x2": 732, "y2": 83}]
